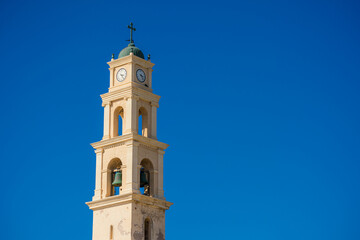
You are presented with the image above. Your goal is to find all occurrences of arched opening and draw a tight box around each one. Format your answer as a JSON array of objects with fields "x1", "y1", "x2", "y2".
[
  {"x1": 108, "y1": 158, "x2": 122, "y2": 196},
  {"x1": 118, "y1": 113, "x2": 123, "y2": 135},
  {"x1": 144, "y1": 218, "x2": 151, "y2": 240},
  {"x1": 138, "y1": 107, "x2": 148, "y2": 137},
  {"x1": 114, "y1": 107, "x2": 124, "y2": 136},
  {"x1": 140, "y1": 159, "x2": 154, "y2": 196},
  {"x1": 138, "y1": 114, "x2": 142, "y2": 135}
]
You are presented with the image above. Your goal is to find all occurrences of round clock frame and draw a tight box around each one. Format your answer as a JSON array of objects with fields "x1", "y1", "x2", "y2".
[
  {"x1": 136, "y1": 69, "x2": 146, "y2": 83},
  {"x1": 116, "y1": 68, "x2": 127, "y2": 82}
]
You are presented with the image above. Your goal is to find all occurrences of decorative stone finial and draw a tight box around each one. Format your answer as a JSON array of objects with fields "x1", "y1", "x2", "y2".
[{"x1": 147, "y1": 54, "x2": 151, "y2": 61}]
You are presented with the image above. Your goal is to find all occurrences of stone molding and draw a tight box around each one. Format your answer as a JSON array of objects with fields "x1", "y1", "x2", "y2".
[
  {"x1": 91, "y1": 133, "x2": 169, "y2": 151},
  {"x1": 94, "y1": 149, "x2": 104, "y2": 154},
  {"x1": 150, "y1": 101, "x2": 159, "y2": 108},
  {"x1": 86, "y1": 193, "x2": 173, "y2": 211},
  {"x1": 103, "y1": 142, "x2": 125, "y2": 150},
  {"x1": 139, "y1": 143, "x2": 155, "y2": 151},
  {"x1": 100, "y1": 86, "x2": 160, "y2": 106},
  {"x1": 157, "y1": 149, "x2": 165, "y2": 155},
  {"x1": 125, "y1": 140, "x2": 140, "y2": 147},
  {"x1": 107, "y1": 54, "x2": 155, "y2": 69}
]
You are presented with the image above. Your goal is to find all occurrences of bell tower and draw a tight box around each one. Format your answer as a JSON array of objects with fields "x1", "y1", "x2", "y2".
[{"x1": 86, "y1": 23, "x2": 172, "y2": 240}]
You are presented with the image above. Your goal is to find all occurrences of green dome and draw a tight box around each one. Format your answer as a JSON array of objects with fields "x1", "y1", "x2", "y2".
[{"x1": 118, "y1": 43, "x2": 144, "y2": 59}]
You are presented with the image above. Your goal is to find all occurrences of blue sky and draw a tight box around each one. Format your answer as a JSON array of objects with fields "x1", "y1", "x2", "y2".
[{"x1": 1, "y1": 0, "x2": 360, "y2": 239}]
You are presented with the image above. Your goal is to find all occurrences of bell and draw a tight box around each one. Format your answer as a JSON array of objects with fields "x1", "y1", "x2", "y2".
[
  {"x1": 112, "y1": 171, "x2": 122, "y2": 187},
  {"x1": 140, "y1": 169, "x2": 149, "y2": 187}
]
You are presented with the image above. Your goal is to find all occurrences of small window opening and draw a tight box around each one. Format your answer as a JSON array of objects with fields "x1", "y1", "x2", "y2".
[
  {"x1": 144, "y1": 219, "x2": 151, "y2": 240},
  {"x1": 110, "y1": 225, "x2": 113, "y2": 240}
]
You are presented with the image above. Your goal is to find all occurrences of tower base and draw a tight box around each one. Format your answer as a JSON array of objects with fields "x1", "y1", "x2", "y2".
[{"x1": 86, "y1": 193, "x2": 173, "y2": 240}]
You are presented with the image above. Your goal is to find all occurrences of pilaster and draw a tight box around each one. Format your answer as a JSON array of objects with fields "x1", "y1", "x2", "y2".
[
  {"x1": 150, "y1": 102, "x2": 158, "y2": 140},
  {"x1": 157, "y1": 149, "x2": 165, "y2": 199},
  {"x1": 123, "y1": 141, "x2": 141, "y2": 194},
  {"x1": 93, "y1": 148, "x2": 104, "y2": 200},
  {"x1": 124, "y1": 96, "x2": 138, "y2": 135},
  {"x1": 102, "y1": 103, "x2": 111, "y2": 140}
]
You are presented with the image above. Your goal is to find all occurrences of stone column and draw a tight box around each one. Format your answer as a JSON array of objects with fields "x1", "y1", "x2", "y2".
[
  {"x1": 102, "y1": 102, "x2": 111, "y2": 140},
  {"x1": 150, "y1": 102, "x2": 158, "y2": 140},
  {"x1": 93, "y1": 148, "x2": 104, "y2": 200}
]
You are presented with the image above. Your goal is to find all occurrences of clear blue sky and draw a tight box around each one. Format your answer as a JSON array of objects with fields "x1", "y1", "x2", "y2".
[{"x1": 1, "y1": 0, "x2": 360, "y2": 239}]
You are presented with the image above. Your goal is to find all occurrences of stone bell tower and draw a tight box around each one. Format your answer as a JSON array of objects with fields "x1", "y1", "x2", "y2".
[{"x1": 86, "y1": 23, "x2": 172, "y2": 240}]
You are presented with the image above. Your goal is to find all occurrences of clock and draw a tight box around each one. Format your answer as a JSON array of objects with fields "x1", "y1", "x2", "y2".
[
  {"x1": 136, "y1": 69, "x2": 146, "y2": 83},
  {"x1": 116, "y1": 68, "x2": 127, "y2": 82}
]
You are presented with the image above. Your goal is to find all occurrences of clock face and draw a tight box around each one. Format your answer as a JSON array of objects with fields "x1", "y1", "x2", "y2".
[
  {"x1": 116, "y1": 68, "x2": 127, "y2": 82},
  {"x1": 136, "y1": 69, "x2": 146, "y2": 83}
]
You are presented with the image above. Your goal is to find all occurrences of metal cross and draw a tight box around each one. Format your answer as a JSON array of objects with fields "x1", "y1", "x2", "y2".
[{"x1": 128, "y1": 22, "x2": 136, "y2": 43}]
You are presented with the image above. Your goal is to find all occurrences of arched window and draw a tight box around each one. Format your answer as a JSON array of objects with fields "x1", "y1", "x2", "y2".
[
  {"x1": 144, "y1": 218, "x2": 151, "y2": 240},
  {"x1": 108, "y1": 158, "x2": 122, "y2": 196},
  {"x1": 140, "y1": 159, "x2": 153, "y2": 196},
  {"x1": 114, "y1": 107, "x2": 124, "y2": 137},
  {"x1": 138, "y1": 114, "x2": 143, "y2": 135},
  {"x1": 138, "y1": 107, "x2": 148, "y2": 137},
  {"x1": 118, "y1": 113, "x2": 123, "y2": 136}
]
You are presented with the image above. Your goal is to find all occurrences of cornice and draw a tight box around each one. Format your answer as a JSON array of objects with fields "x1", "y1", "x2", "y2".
[
  {"x1": 101, "y1": 86, "x2": 160, "y2": 104},
  {"x1": 90, "y1": 133, "x2": 169, "y2": 150},
  {"x1": 134, "y1": 87, "x2": 160, "y2": 103},
  {"x1": 107, "y1": 54, "x2": 155, "y2": 69},
  {"x1": 86, "y1": 193, "x2": 173, "y2": 211},
  {"x1": 134, "y1": 134, "x2": 169, "y2": 150},
  {"x1": 133, "y1": 194, "x2": 173, "y2": 209}
]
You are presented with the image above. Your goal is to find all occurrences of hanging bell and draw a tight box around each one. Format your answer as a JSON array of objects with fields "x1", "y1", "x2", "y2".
[
  {"x1": 112, "y1": 170, "x2": 122, "y2": 187},
  {"x1": 140, "y1": 169, "x2": 149, "y2": 187}
]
